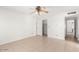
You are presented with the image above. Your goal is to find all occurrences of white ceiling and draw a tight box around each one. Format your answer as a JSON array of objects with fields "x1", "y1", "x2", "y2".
[
  {"x1": 1, "y1": 6, "x2": 79, "y2": 15},
  {"x1": 0, "y1": 6, "x2": 35, "y2": 14},
  {"x1": 48, "y1": 6, "x2": 79, "y2": 14}
]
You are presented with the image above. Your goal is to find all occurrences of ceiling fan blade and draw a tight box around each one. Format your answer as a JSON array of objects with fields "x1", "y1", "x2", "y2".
[
  {"x1": 40, "y1": 10, "x2": 48, "y2": 13},
  {"x1": 30, "y1": 6, "x2": 48, "y2": 15}
]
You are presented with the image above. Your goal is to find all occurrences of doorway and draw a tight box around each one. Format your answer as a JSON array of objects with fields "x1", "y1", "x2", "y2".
[
  {"x1": 65, "y1": 17, "x2": 77, "y2": 41},
  {"x1": 42, "y1": 20, "x2": 47, "y2": 36}
]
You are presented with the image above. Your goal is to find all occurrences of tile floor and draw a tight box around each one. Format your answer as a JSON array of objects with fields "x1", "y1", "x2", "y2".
[{"x1": 0, "y1": 36, "x2": 79, "y2": 52}]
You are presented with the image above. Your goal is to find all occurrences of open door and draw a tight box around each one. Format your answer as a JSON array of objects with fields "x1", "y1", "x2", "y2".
[
  {"x1": 42, "y1": 20, "x2": 47, "y2": 36},
  {"x1": 65, "y1": 17, "x2": 77, "y2": 41}
]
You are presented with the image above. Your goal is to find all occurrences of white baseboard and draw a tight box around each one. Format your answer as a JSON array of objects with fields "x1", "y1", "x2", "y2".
[
  {"x1": 0, "y1": 34, "x2": 36, "y2": 45},
  {"x1": 48, "y1": 35, "x2": 65, "y2": 40},
  {"x1": 0, "y1": 34, "x2": 65, "y2": 45}
]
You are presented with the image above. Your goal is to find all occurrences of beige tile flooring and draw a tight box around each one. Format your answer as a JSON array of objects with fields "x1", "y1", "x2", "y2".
[{"x1": 0, "y1": 36, "x2": 79, "y2": 52}]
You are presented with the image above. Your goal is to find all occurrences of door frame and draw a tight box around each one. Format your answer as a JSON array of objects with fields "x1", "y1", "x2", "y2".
[{"x1": 65, "y1": 16, "x2": 77, "y2": 39}]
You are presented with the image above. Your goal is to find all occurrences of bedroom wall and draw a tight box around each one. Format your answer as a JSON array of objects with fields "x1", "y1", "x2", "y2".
[
  {"x1": 36, "y1": 11, "x2": 65, "y2": 40},
  {"x1": 48, "y1": 12, "x2": 65, "y2": 40},
  {"x1": 0, "y1": 7, "x2": 36, "y2": 45}
]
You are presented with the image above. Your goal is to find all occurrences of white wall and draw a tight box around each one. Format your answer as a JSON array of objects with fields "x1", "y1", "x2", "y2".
[
  {"x1": 36, "y1": 12, "x2": 65, "y2": 40},
  {"x1": 48, "y1": 13, "x2": 65, "y2": 40},
  {"x1": 36, "y1": 15, "x2": 42, "y2": 35},
  {"x1": 0, "y1": 8, "x2": 36, "y2": 45},
  {"x1": 76, "y1": 14, "x2": 79, "y2": 39}
]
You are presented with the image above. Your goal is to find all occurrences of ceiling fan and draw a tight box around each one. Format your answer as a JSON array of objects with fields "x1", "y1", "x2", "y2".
[{"x1": 32, "y1": 6, "x2": 48, "y2": 15}]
